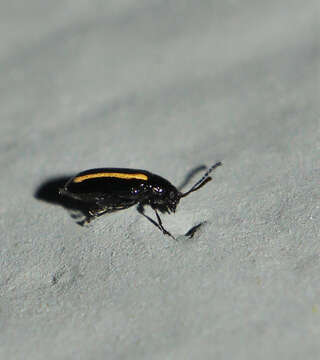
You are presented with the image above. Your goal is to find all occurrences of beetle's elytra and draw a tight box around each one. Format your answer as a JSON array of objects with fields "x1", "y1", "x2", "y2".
[{"x1": 59, "y1": 162, "x2": 222, "y2": 239}]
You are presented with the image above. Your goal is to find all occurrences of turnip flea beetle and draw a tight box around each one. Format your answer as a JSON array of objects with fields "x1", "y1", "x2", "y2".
[{"x1": 60, "y1": 162, "x2": 222, "y2": 239}]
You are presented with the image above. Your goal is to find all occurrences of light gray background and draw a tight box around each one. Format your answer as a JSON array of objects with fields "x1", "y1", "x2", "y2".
[{"x1": 1, "y1": 1, "x2": 319, "y2": 359}]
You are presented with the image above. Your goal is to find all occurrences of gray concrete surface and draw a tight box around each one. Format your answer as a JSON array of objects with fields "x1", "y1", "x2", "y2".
[{"x1": 0, "y1": 1, "x2": 319, "y2": 359}]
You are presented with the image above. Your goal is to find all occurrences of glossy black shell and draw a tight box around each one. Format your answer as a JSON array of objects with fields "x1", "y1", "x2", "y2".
[{"x1": 61, "y1": 168, "x2": 181, "y2": 213}]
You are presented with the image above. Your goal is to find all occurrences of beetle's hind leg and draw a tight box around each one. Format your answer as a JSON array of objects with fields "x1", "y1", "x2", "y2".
[
  {"x1": 137, "y1": 204, "x2": 175, "y2": 239},
  {"x1": 76, "y1": 207, "x2": 110, "y2": 226}
]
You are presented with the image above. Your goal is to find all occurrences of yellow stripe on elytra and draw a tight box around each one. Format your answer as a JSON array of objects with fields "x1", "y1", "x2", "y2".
[{"x1": 73, "y1": 172, "x2": 148, "y2": 183}]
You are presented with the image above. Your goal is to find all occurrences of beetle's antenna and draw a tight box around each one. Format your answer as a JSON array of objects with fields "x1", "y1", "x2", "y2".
[{"x1": 180, "y1": 161, "x2": 222, "y2": 198}]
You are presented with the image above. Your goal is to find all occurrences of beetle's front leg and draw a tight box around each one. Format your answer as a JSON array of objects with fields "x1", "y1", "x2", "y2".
[{"x1": 137, "y1": 204, "x2": 175, "y2": 239}]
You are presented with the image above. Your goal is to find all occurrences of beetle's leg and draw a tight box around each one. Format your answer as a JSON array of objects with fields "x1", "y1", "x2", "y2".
[
  {"x1": 154, "y1": 209, "x2": 175, "y2": 239},
  {"x1": 137, "y1": 204, "x2": 175, "y2": 239},
  {"x1": 137, "y1": 204, "x2": 163, "y2": 233},
  {"x1": 89, "y1": 208, "x2": 110, "y2": 217},
  {"x1": 77, "y1": 208, "x2": 109, "y2": 226}
]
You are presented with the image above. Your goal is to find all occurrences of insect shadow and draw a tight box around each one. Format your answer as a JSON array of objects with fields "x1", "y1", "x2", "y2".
[
  {"x1": 34, "y1": 165, "x2": 209, "y2": 237},
  {"x1": 177, "y1": 165, "x2": 207, "y2": 192},
  {"x1": 34, "y1": 175, "x2": 94, "y2": 224}
]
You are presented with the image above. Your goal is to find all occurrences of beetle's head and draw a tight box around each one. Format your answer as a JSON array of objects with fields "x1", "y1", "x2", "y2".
[{"x1": 149, "y1": 183, "x2": 181, "y2": 213}]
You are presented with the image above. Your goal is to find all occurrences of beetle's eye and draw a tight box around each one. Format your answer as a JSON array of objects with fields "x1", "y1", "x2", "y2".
[
  {"x1": 169, "y1": 191, "x2": 175, "y2": 199},
  {"x1": 152, "y1": 186, "x2": 163, "y2": 194}
]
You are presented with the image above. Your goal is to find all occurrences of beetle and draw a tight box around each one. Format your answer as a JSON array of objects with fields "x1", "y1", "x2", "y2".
[{"x1": 59, "y1": 161, "x2": 222, "y2": 239}]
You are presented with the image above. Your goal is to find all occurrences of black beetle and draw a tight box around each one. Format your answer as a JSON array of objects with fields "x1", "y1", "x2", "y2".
[{"x1": 60, "y1": 162, "x2": 222, "y2": 239}]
